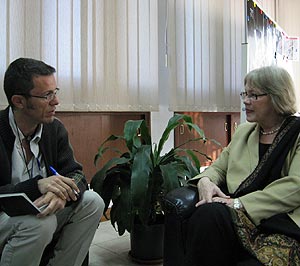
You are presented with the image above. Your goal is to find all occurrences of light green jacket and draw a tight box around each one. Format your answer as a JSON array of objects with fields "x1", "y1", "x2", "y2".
[{"x1": 189, "y1": 121, "x2": 300, "y2": 226}]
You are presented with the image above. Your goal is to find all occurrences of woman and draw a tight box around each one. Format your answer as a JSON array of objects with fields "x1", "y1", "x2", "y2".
[{"x1": 186, "y1": 65, "x2": 300, "y2": 266}]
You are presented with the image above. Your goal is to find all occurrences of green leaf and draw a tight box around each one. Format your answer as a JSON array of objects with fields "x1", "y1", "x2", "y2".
[
  {"x1": 156, "y1": 114, "x2": 184, "y2": 159},
  {"x1": 93, "y1": 134, "x2": 124, "y2": 165},
  {"x1": 110, "y1": 185, "x2": 133, "y2": 236},
  {"x1": 156, "y1": 114, "x2": 206, "y2": 162},
  {"x1": 124, "y1": 120, "x2": 142, "y2": 150},
  {"x1": 183, "y1": 149, "x2": 201, "y2": 170},
  {"x1": 90, "y1": 157, "x2": 130, "y2": 193},
  {"x1": 131, "y1": 145, "x2": 153, "y2": 222},
  {"x1": 138, "y1": 120, "x2": 152, "y2": 145},
  {"x1": 177, "y1": 155, "x2": 200, "y2": 178},
  {"x1": 184, "y1": 122, "x2": 206, "y2": 139},
  {"x1": 160, "y1": 163, "x2": 181, "y2": 193},
  {"x1": 91, "y1": 113, "x2": 218, "y2": 235}
]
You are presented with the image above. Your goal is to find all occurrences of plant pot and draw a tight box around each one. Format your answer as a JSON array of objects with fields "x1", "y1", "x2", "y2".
[{"x1": 129, "y1": 216, "x2": 164, "y2": 264}]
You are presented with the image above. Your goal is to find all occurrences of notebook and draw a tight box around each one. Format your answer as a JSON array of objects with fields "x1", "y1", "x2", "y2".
[{"x1": 0, "y1": 193, "x2": 46, "y2": 216}]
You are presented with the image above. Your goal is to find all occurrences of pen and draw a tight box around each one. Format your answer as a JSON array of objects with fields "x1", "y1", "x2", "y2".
[
  {"x1": 49, "y1": 166, "x2": 79, "y2": 196},
  {"x1": 49, "y1": 166, "x2": 58, "y2": 175}
]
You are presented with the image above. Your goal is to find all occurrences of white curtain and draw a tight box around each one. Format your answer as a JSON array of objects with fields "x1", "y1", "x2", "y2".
[
  {"x1": 167, "y1": 0, "x2": 244, "y2": 112},
  {"x1": 0, "y1": 0, "x2": 158, "y2": 111}
]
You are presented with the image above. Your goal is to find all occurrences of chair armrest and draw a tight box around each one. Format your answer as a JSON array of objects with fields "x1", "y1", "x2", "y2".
[
  {"x1": 164, "y1": 186, "x2": 198, "y2": 220},
  {"x1": 163, "y1": 186, "x2": 198, "y2": 266}
]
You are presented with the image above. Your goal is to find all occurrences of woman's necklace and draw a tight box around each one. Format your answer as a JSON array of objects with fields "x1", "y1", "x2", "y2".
[{"x1": 260, "y1": 125, "x2": 281, "y2": 135}]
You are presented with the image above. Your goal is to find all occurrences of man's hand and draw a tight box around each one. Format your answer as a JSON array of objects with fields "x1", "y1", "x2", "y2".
[
  {"x1": 195, "y1": 177, "x2": 229, "y2": 207},
  {"x1": 38, "y1": 175, "x2": 80, "y2": 201},
  {"x1": 34, "y1": 191, "x2": 67, "y2": 218}
]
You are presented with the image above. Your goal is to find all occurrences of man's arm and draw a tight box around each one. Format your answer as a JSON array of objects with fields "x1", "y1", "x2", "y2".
[{"x1": 41, "y1": 118, "x2": 88, "y2": 197}]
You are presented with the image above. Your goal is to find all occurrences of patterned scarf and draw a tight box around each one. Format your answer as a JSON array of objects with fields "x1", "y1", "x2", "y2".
[{"x1": 230, "y1": 116, "x2": 300, "y2": 265}]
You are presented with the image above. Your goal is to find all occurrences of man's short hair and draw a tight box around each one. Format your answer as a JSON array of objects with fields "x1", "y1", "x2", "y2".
[{"x1": 4, "y1": 58, "x2": 56, "y2": 107}]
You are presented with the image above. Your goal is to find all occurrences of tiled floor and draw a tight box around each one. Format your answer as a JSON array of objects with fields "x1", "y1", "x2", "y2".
[{"x1": 89, "y1": 220, "x2": 163, "y2": 266}]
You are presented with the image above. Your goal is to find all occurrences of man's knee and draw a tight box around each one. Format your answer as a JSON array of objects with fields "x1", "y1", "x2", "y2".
[{"x1": 80, "y1": 190, "x2": 105, "y2": 217}]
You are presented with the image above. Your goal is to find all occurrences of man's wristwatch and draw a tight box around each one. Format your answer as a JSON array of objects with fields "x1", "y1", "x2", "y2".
[{"x1": 233, "y1": 198, "x2": 243, "y2": 210}]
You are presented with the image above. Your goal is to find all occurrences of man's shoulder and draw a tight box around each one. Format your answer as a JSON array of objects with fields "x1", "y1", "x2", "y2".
[
  {"x1": 53, "y1": 116, "x2": 64, "y2": 126},
  {"x1": 0, "y1": 108, "x2": 12, "y2": 139},
  {"x1": 44, "y1": 117, "x2": 65, "y2": 128},
  {"x1": 42, "y1": 117, "x2": 67, "y2": 137},
  {"x1": 0, "y1": 108, "x2": 9, "y2": 121}
]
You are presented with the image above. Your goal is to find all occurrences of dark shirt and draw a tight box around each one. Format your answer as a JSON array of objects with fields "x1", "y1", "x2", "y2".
[{"x1": 259, "y1": 142, "x2": 270, "y2": 160}]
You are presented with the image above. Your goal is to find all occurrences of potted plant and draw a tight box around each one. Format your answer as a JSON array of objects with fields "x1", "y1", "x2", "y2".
[{"x1": 90, "y1": 114, "x2": 215, "y2": 262}]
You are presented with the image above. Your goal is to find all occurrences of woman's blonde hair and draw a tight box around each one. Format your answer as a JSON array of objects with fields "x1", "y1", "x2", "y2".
[{"x1": 244, "y1": 65, "x2": 296, "y2": 116}]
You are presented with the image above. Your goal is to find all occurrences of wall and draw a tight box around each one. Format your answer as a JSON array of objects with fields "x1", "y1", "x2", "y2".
[
  {"x1": 55, "y1": 112, "x2": 150, "y2": 183},
  {"x1": 276, "y1": 0, "x2": 300, "y2": 110},
  {"x1": 255, "y1": 0, "x2": 276, "y2": 18},
  {"x1": 150, "y1": 0, "x2": 174, "y2": 155},
  {"x1": 249, "y1": 0, "x2": 300, "y2": 111}
]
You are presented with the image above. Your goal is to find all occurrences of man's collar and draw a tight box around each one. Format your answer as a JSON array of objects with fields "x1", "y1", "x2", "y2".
[{"x1": 8, "y1": 107, "x2": 43, "y2": 142}]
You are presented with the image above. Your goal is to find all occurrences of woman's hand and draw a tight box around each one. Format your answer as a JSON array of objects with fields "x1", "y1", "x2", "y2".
[
  {"x1": 34, "y1": 191, "x2": 67, "y2": 218},
  {"x1": 212, "y1": 196, "x2": 234, "y2": 207},
  {"x1": 195, "y1": 177, "x2": 229, "y2": 207},
  {"x1": 37, "y1": 175, "x2": 79, "y2": 201}
]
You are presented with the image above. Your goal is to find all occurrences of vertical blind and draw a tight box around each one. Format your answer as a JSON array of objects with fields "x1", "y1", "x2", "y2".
[
  {"x1": 167, "y1": 0, "x2": 244, "y2": 112},
  {"x1": 0, "y1": 0, "x2": 158, "y2": 111}
]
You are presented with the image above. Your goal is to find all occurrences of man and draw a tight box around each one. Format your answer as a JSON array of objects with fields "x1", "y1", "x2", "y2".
[{"x1": 0, "y1": 58, "x2": 104, "y2": 266}]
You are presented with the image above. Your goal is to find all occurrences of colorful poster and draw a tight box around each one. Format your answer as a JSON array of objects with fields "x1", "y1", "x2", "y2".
[{"x1": 246, "y1": 0, "x2": 299, "y2": 69}]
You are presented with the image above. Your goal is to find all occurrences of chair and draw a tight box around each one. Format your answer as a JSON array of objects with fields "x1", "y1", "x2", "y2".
[
  {"x1": 163, "y1": 186, "x2": 198, "y2": 266},
  {"x1": 163, "y1": 186, "x2": 262, "y2": 266}
]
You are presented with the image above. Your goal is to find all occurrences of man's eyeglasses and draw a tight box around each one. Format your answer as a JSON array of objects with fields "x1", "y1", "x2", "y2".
[
  {"x1": 240, "y1": 91, "x2": 268, "y2": 101},
  {"x1": 22, "y1": 88, "x2": 60, "y2": 102}
]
